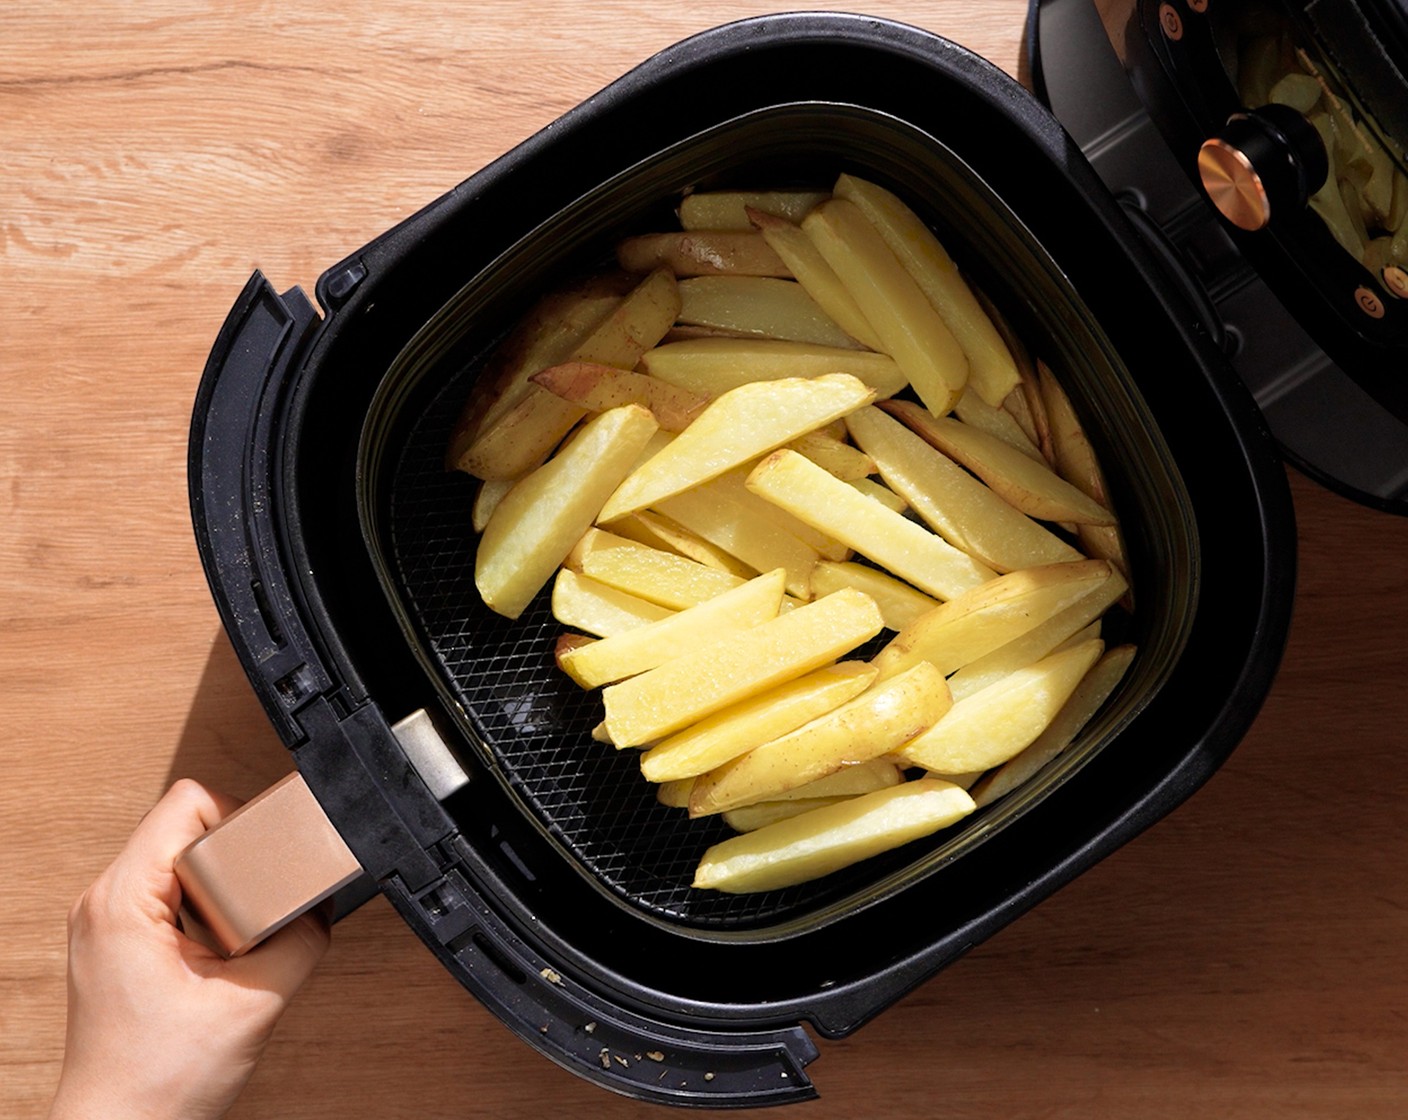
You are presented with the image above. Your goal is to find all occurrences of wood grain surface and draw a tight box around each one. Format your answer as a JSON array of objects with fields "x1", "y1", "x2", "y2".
[{"x1": 3, "y1": 2, "x2": 1407, "y2": 1117}]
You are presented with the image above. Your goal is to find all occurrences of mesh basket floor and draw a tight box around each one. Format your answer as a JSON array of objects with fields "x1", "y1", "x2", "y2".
[{"x1": 387, "y1": 373, "x2": 896, "y2": 929}]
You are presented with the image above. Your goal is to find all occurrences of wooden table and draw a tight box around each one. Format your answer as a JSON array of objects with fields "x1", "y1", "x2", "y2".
[{"x1": 4, "y1": 3, "x2": 1407, "y2": 1116}]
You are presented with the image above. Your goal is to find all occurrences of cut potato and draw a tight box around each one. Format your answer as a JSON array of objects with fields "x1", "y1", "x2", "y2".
[
  {"x1": 748, "y1": 207, "x2": 885, "y2": 350},
  {"x1": 971, "y1": 644, "x2": 1136, "y2": 808},
  {"x1": 641, "y1": 338, "x2": 907, "y2": 399},
  {"x1": 689, "y1": 661, "x2": 950, "y2": 816},
  {"x1": 446, "y1": 272, "x2": 633, "y2": 469},
  {"x1": 894, "y1": 639, "x2": 1104, "y2": 773},
  {"x1": 944, "y1": 566, "x2": 1127, "y2": 700},
  {"x1": 616, "y1": 230, "x2": 791, "y2": 277},
  {"x1": 692, "y1": 778, "x2": 975, "y2": 893},
  {"x1": 847, "y1": 405, "x2": 1082, "y2": 572},
  {"x1": 580, "y1": 538, "x2": 749, "y2": 609},
  {"x1": 870, "y1": 558, "x2": 1114, "y2": 682},
  {"x1": 802, "y1": 198, "x2": 969, "y2": 415},
  {"x1": 656, "y1": 778, "x2": 694, "y2": 808},
  {"x1": 723, "y1": 797, "x2": 849, "y2": 833},
  {"x1": 653, "y1": 486, "x2": 820, "y2": 600},
  {"x1": 471, "y1": 478, "x2": 514, "y2": 534},
  {"x1": 953, "y1": 386, "x2": 1045, "y2": 462},
  {"x1": 458, "y1": 268, "x2": 681, "y2": 480},
  {"x1": 475, "y1": 405, "x2": 660, "y2": 618},
  {"x1": 766, "y1": 757, "x2": 903, "y2": 802},
  {"x1": 598, "y1": 373, "x2": 875, "y2": 522},
  {"x1": 602, "y1": 588, "x2": 884, "y2": 747},
  {"x1": 882, "y1": 401, "x2": 1114, "y2": 526},
  {"x1": 630, "y1": 511, "x2": 757, "y2": 577},
  {"x1": 676, "y1": 276, "x2": 866, "y2": 349},
  {"x1": 746, "y1": 449, "x2": 996, "y2": 602},
  {"x1": 1036, "y1": 360, "x2": 1132, "y2": 591},
  {"x1": 785, "y1": 431, "x2": 875, "y2": 481},
  {"x1": 833, "y1": 173, "x2": 1020, "y2": 406},
  {"x1": 531, "y1": 362, "x2": 706, "y2": 432},
  {"x1": 680, "y1": 190, "x2": 831, "y2": 230},
  {"x1": 639, "y1": 661, "x2": 878, "y2": 783},
  {"x1": 809, "y1": 560, "x2": 939, "y2": 632},
  {"x1": 847, "y1": 476, "x2": 908, "y2": 513},
  {"x1": 550, "y1": 569, "x2": 674, "y2": 637},
  {"x1": 703, "y1": 468, "x2": 851, "y2": 562},
  {"x1": 556, "y1": 568, "x2": 786, "y2": 689}
]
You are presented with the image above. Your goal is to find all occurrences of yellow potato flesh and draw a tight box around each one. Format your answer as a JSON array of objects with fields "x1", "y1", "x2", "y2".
[
  {"x1": 630, "y1": 511, "x2": 756, "y2": 578},
  {"x1": 557, "y1": 568, "x2": 786, "y2": 689},
  {"x1": 785, "y1": 431, "x2": 876, "y2": 481},
  {"x1": 679, "y1": 190, "x2": 831, "y2": 230},
  {"x1": 602, "y1": 588, "x2": 883, "y2": 747},
  {"x1": 722, "y1": 797, "x2": 850, "y2": 833},
  {"x1": 689, "y1": 661, "x2": 950, "y2": 817},
  {"x1": 616, "y1": 231, "x2": 791, "y2": 277},
  {"x1": 802, "y1": 198, "x2": 968, "y2": 416},
  {"x1": 953, "y1": 386, "x2": 1045, "y2": 462},
  {"x1": 745, "y1": 449, "x2": 996, "y2": 602},
  {"x1": 895, "y1": 639, "x2": 1105, "y2": 773},
  {"x1": 945, "y1": 567, "x2": 1127, "y2": 700},
  {"x1": 640, "y1": 338, "x2": 906, "y2": 399},
  {"x1": 474, "y1": 404, "x2": 660, "y2": 619},
  {"x1": 550, "y1": 570, "x2": 674, "y2": 638},
  {"x1": 870, "y1": 558, "x2": 1113, "y2": 682},
  {"x1": 598, "y1": 373, "x2": 875, "y2": 522},
  {"x1": 530, "y1": 363, "x2": 706, "y2": 432},
  {"x1": 766, "y1": 757, "x2": 903, "y2": 802},
  {"x1": 676, "y1": 276, "x2": 864, "y2": 349},
  {"x1": 847, "y1": 477, "x2": 908, "y2": 513},
  {"x1": 471, "y1": 478, "x2": 514, "y2": 533},
  {"x1": 750, "y1": 208, "x2": 884, "y2": 350},
  {"x1": 971, "y1": 644, "x2": 1136, "y2": 808},
  {"x1": 833, "y1": 174, "x2": 1020, "y2": 406},
  {"x1": 581, "y1": 540, "x2": 748, "y2": 609},
  {"x1": 639, "y1": 661, "x2": 878, "y2": 783},
  {"x1": 704, "y1": 467, "x2": 851, "y2": 562},
  {"x1": 808, "y1": 560, "x2": 938, "y2": 632},
  {"x1": 459, "y1": 268, "x2": 680, "y2": 480},
  {"x1": 692, "y1": 779, "x2": 975, "y2": 893},
  {"x1": 652, "y1": 487, "x2": 818, "y2": 600},
  {"x1": 847, "y1": 404, "x2": 1081, "y2": 572},
  {"x1": 884, "y1": 403, "x2": 1114, "y2": 526}
]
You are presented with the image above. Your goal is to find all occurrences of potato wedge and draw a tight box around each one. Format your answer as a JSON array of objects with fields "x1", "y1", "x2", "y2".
[
  {"x1": 557, "y1": 568, "x2": 786, "y2": 689},
  {"x1": 550, "y1": 569, "x2": 674, "y2": 638},
  {"x1": 870, "y1": 558, "x2": 1114, "y2": 682},
  {"x1": 680, "y1": 189, "x2": 831, "y2": 230},
  {"x1": 639, "y1": 661, "x2": 878, "y2": 783},
  {"x1": 802, "y1": 198, "x2": 968, "y2": 415},
  {"x1": 471, "y1": 478, "x2": 514, "y2": 534},
  {"x1": 598, "y1": 373, "x2": 874, "y2": 522},
  {"x1": 833, "y1": 174, "x2": 1020, "y2": 406},
  {"x1": 676, "y1": 276, "x2": 865, "y2": 349},
  {"x1": 953, "y1": 386, "x2": 1045, "y2": 462},
  {"x1": 689, "y1": 661, "x2": 950, "y2": 817},
  {"x1": 616, "y1": 230, "x2": 791, "y2": 277},
  {"x1": 847, "y1": 476, "x2": 908, "y2": 513},
  {"x1": 446, "y1": 272, "x2": 633, "y2": 469},
  {"x1": 809, "y1": 560, "x2": 938, "y2": 631},
  {"x1": 703, "y1": 468, "x2": 851, "y2": 562},
  {"x1": 656, "y1": 778, "x2": 694, "y2": 808},
  {"x1": 745, "y1": 449, "x2": 996, "y2": 601},
  {"x1": 748, "y1": 207, "x2": 884, "y2": 350},
  {"x1": 640, "y1": 338, "x2": 906, "y2": 398},
  {"x1": 581, "y1": 538, "x2": 749, "y2": 609},
  {"x1": 602, "y1": 587, "x2": 884, "y2": 747},
  {"x1": 692, "y1": 778, "x2": 975, "y2": 893},
  {"x1": 846, "y1": 404, "x2": 1081, "y2": 572},
  {"x1": 723, "y1": 798, "x2": 850, "y2": 833},
  {"x1": 971, "y1": 644, "x2": 1136, "y2": 808},
  {"x1": 630, "y1": 511, "x2": 757, "y2": 578},
  {"x1": 767, "y1": 757, "x2": 903, "y2": 801},
  {"x1": 944, "y1": 566, "x2": 1127, "y2": 700},
  {"x1": 475, "y1": 405, "x2": 660, "y2": 618},
  {"x1": 1036, "y1": 360, "x2": 1132, "y2": 590},
  {"x1": 894, "y1": 639, "x2": 1104, "y2": 773},
  {"x1": 785, "y1": 430, "x2": 875, "y2": 481},
  {"x1": 459, "y1": 268, "x2": 681, "y2": 480},
  {"x1": 882, "y1": 401, "x2": 1114, "y2": 526},
  {"x1": 531, "y1": 362, "x2": 707, "y2": 432}
]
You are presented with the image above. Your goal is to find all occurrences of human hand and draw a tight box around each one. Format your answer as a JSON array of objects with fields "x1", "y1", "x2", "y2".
[{"x1": 47, "y1": 779, "x2": 330, "y2": 1120}]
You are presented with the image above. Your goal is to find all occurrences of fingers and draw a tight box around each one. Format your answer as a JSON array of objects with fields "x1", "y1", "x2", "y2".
[
  {"x1": 101, "y1": 779, "x2": 245, "y2": 926},
  {"x1": 224, "y1": 908, "x2": 332, "y2": 1001}
]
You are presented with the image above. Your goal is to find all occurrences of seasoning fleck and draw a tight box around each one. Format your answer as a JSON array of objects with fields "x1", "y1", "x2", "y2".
[
  {"x1": 614, "y1": 1054, "x2": 630, "y2": 1067},
  {"x1": 599, "y1": 1048, "x2": 611, "y2": 1069},
  {"x1": 646, "y1": 1051, "x2": 665, "y2": 1062},
  {"x1": 584, "y1": 1022, "x2": 597, "y2": 1034},
  {"x1": 539, "y1": 967, "x2": 562, "y2": 984},
  {"x1": 704, "y1": 1072, "x2": 715, "y2": 1082}
]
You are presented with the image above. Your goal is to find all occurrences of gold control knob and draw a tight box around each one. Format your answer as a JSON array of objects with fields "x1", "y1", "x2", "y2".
[{"x1": 1198, "y1": 105, "x2": 1329, "y2": 232}]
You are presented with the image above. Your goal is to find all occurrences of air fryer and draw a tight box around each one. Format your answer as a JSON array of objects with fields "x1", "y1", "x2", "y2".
[
  {"x1": 1030, "y1": 0, "x2": 1408, "y2": 512},
  {"x1": 182, "y1": 13, "x2": 1295, "y2": 1108}
]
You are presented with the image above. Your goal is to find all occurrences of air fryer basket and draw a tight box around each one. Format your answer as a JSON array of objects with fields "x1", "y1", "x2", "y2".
[
  {"x1": 363, "y1": 101, "x2": 1198, "y2": 932},
  {"x1": 190, "y1": 12, "x2": 1295, "y2": 1106}
]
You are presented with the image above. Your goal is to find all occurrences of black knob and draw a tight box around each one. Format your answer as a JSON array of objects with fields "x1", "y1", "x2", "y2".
[{"x1": 1198, "y1": 103, "x2": 1329, "y2": 231}]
